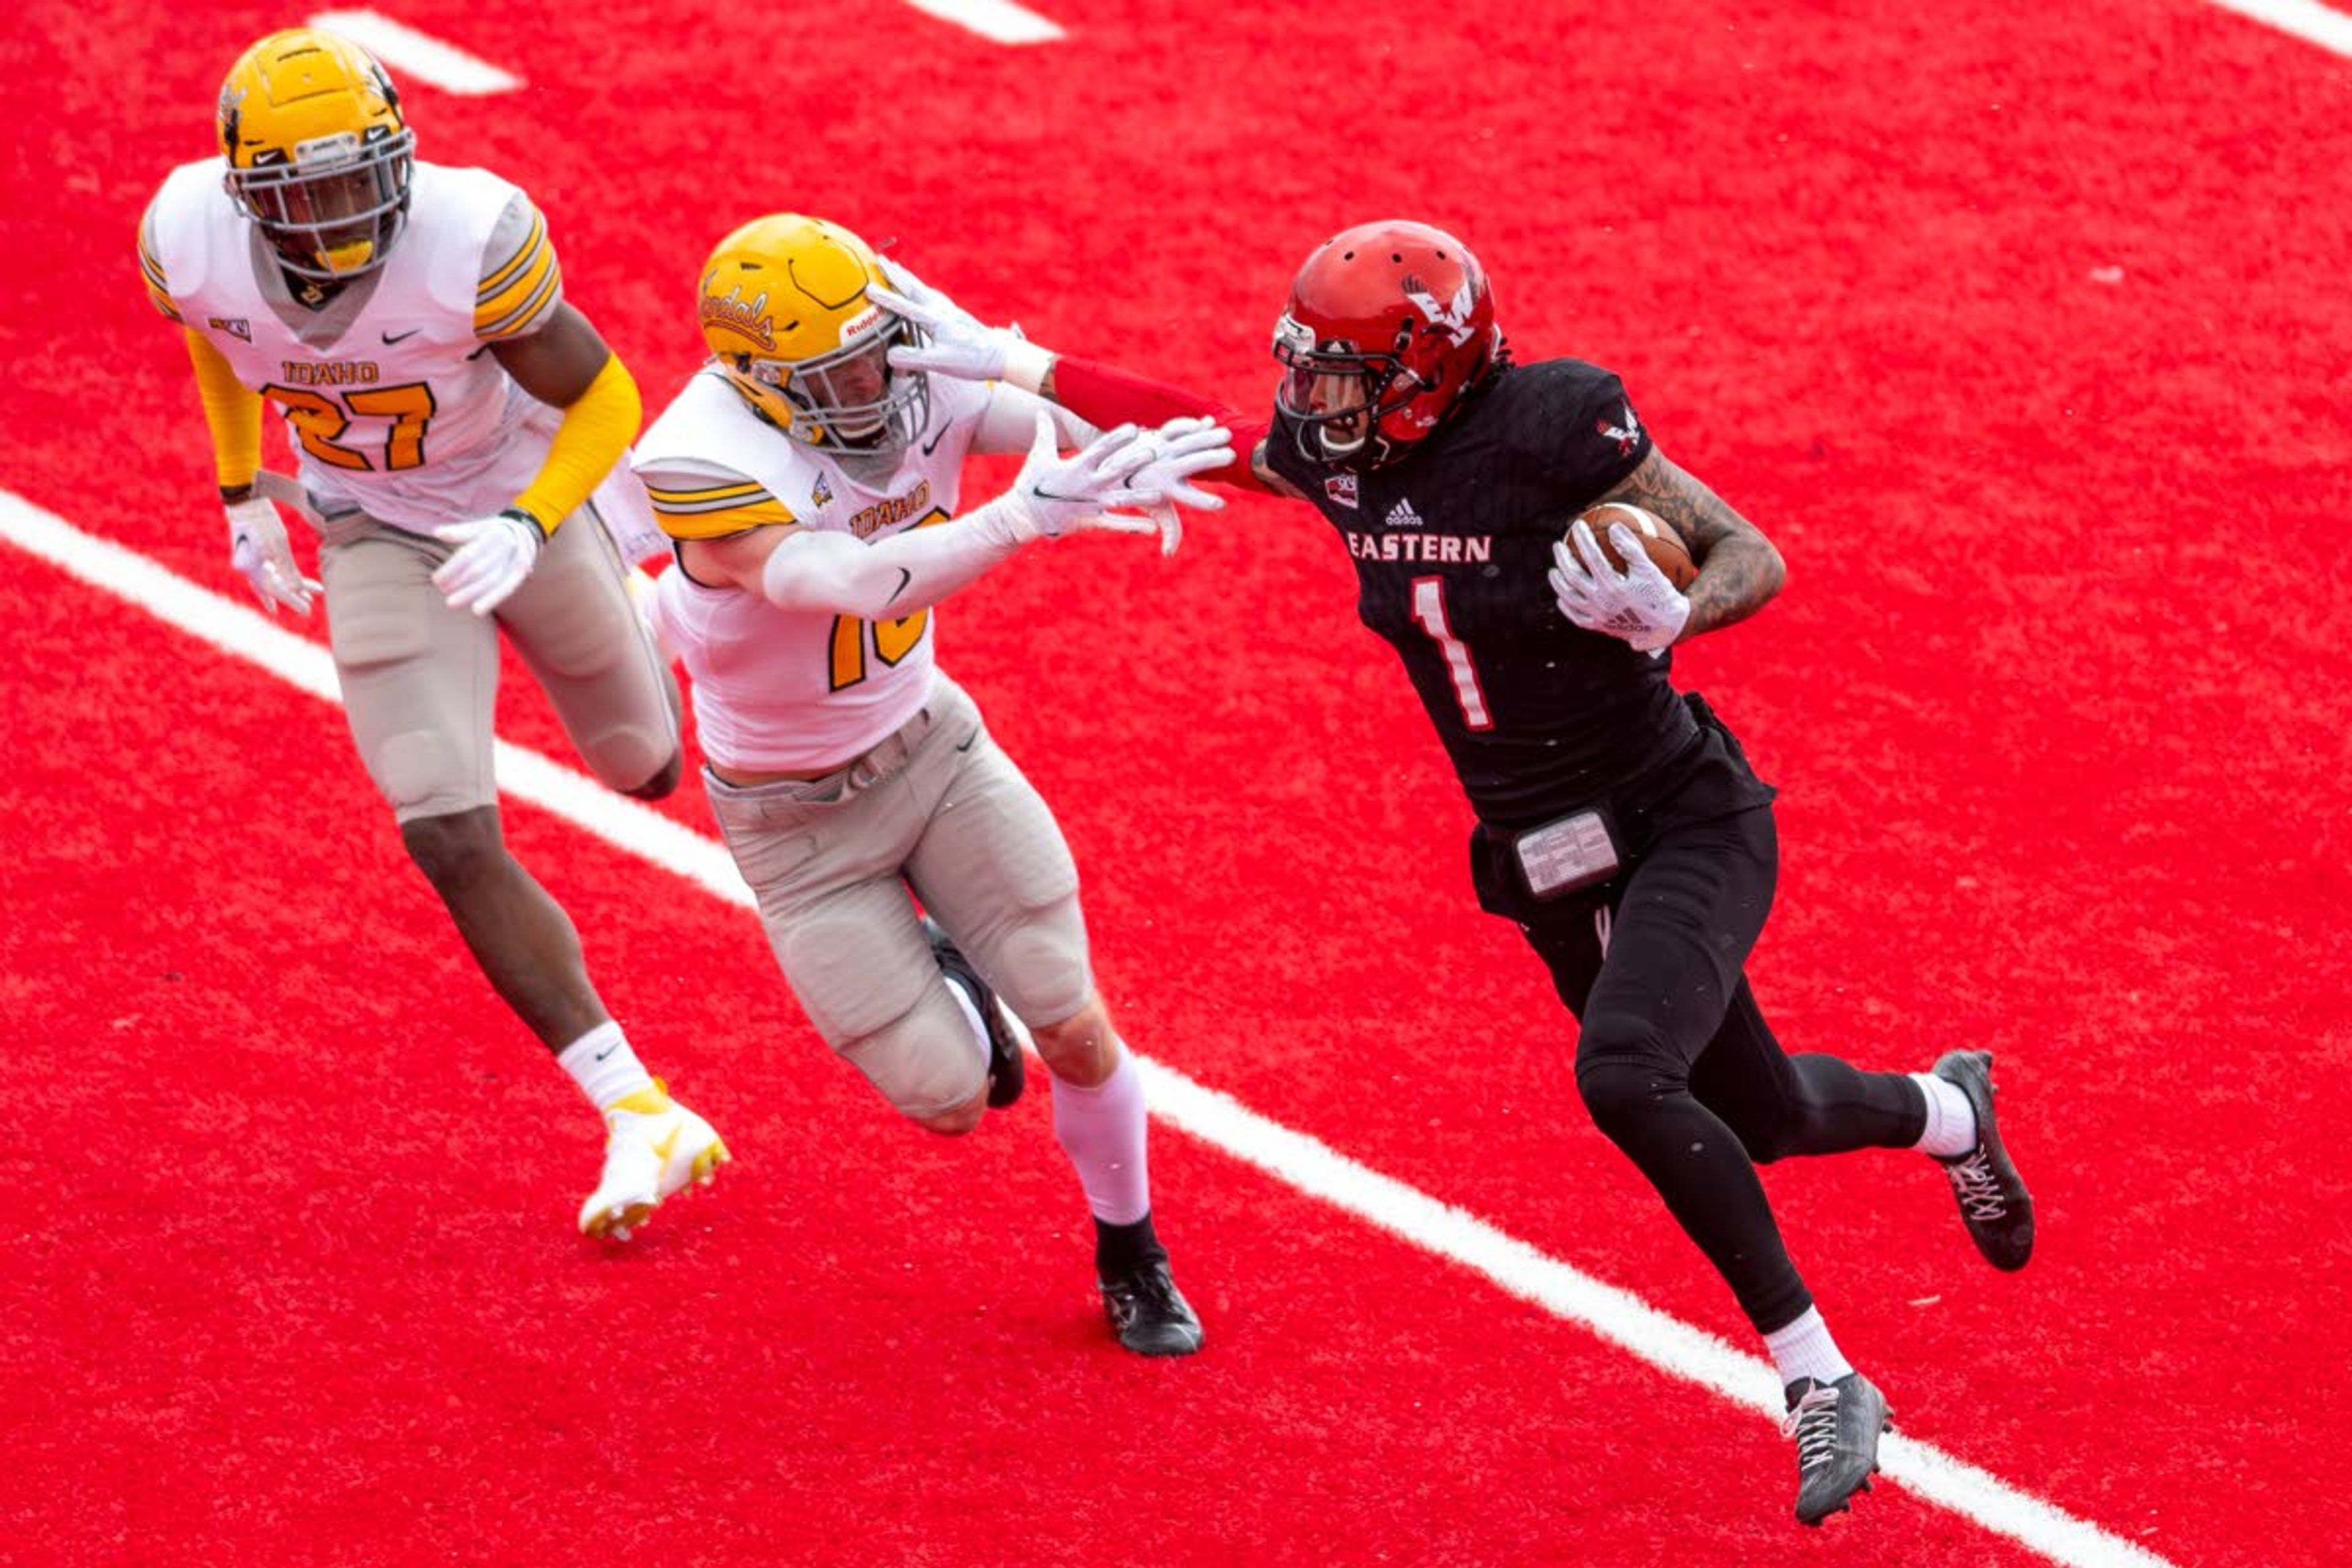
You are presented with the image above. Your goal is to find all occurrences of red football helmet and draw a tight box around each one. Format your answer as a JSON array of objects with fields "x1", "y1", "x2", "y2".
[{"x1": 1272, "y1": 220, "x2": 1502, "y2": 469}]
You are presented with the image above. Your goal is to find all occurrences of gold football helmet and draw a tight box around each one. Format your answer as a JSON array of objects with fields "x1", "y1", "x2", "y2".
[
  {"x1": 696, "y1": 214, "x2": 929, "y2": 453},
  {"x1": 217, "y1": 29, "x2": 415, "y2": 282}
]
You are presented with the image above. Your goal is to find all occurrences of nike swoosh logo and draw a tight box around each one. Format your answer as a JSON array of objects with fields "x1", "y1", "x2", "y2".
[
  {"x1": 382, "y1": 328, "x2": 421, "y2": 344},
  {"x1": 593, "y1": 1044, "x2": 619, "y2": 1061},
  {"x1": 884, "y1": 567, "x2": 913, "y2": 606},
  {"x1": 956, "y1": 731, "x2": 979, "y2": 753},
  {"x1": 921, "y1": 430, "x2": 945, "y2": 456}
]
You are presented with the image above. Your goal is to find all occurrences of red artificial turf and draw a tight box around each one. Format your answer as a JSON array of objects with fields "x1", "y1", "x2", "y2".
[{"x1": 3, "y1": 0, "x2": 2348, "y2": 1562}]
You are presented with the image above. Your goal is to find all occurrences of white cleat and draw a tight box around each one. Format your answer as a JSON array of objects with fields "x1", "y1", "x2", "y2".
[{"x1": 578, "y1": 1081, "x2": 729, "y2": 1240}]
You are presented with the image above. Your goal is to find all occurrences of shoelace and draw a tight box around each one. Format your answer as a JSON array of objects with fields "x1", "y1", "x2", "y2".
[
  {"x1": 1781, "y1": 1384, "x2": 1844, "y2": 1471},
  {"x1": 1109, "y1": 1267, "x2": 1180, "y2": 1318},
  {"x1": 1944, "y1": 1148, "x2": 2008, "y2": 1219}
]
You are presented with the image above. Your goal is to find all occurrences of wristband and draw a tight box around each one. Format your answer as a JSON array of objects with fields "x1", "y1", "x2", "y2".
[{"x1": 1000, "y1": 339, "x2": 1056, "y2": 396}]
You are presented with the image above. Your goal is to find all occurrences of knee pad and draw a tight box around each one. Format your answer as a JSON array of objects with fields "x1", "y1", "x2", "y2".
[
  {"x1": 1573, "y1": 1012, "x2": 1687, "y2": 1138},
  {"x1": 837, "y1": 995, "x2": 989, "y2": 1122},
  {"x1": 578, "y1": 722, "x2": 678, "y2": 797},
  {"x1": 779, "y1": 912, "x2": 986, "y2": 1121},
  {"x1": 380, "y1": 731, "x2": 485, "y2": 821},
  {"x1": 985, "y1": 893, "x2": 1093, "y2": 1028}
]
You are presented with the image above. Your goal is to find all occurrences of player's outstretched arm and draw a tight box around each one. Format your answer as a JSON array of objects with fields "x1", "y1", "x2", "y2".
[
  {"x1": 688, "y1": 412, "x2": 1227, "y2": 620},
  {"x1": 877, "y1": 284, "x2": 1294, "y2": 499},
  {"x1": 1590, "y1": 449, "x2": 1784, "y2": 638}
]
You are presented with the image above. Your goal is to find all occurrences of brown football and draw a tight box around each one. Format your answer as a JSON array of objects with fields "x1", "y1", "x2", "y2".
[{"x1": 1575, "y1": 502, "x2": 1698, "y2": 590}]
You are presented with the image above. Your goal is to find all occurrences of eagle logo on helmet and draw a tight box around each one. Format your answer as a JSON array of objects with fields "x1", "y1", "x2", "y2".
[{"x1": 1403, "y1": 273, "x2": 1481, "y2": 348}]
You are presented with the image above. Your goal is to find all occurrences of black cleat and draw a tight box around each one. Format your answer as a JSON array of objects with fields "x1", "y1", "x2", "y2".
[
  {"x1": 922, "y1": 914, "x2": 1024, "y2": 1109},
  {"x1": 1784, "y1": 1372, "x2": 1891, "y2": 1526},
  {"x1": 1099, "y1": 1258, "x2": 1204, "y2": 1357},
  {"x1": 1932, "y1": 1049, "x2": 2035, "y2": 1271}
]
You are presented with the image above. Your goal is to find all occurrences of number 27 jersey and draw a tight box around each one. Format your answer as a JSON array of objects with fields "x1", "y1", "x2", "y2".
[{"x1": 140, "y1": 157, "x2": 566, "y2": 530}]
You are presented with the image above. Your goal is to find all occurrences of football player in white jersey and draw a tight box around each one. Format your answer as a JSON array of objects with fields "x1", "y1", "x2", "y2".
[
  {"x1": 632, "y1": 214, "x2": 1231, "y2": 1355},
  {"x1": 140, "y1": 28, "x2": 726, "y2": 1240}
]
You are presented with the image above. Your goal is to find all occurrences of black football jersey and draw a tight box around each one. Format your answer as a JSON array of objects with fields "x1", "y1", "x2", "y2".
[{"x1": 1265, "y1": 358, "x2": 1700, "y2": 824}]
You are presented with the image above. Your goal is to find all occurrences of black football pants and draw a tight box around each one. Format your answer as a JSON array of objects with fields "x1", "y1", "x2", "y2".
[{"x1": 1515, "y1": 802, "x2": 1926, "y2": 1336}]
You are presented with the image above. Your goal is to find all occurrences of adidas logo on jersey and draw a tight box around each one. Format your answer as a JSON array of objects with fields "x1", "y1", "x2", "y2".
[{"x1": 1385, "y1": 498, "x2": 1427, "y2": 529}]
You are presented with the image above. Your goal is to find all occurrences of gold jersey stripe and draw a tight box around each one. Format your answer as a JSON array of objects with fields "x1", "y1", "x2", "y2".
[
  {"x1": 644, "y1": 479, "x2": 774, "y2": 510},
  {"x1": 652, "y1": 494, "x2": 796, "y2": 540},
  {"x1": 138, "y1": 235, "x2": 179, "y2": 319},
  {"x1": 475, "y1": 252, "x2": 562, "y2": 339},
  {"x1": 476, "y1": 210, "x2": 548, "y2": 301}
]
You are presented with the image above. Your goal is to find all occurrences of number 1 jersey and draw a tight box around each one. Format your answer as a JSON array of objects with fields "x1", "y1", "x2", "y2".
[{"x1": 1262, "y1": 358, "x2": 1698, "y2": 824}]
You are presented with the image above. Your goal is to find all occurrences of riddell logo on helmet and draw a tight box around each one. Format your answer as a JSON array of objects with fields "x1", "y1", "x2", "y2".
[{"x1": 700, "y1": 279, "x2": 775, "y2": 351}]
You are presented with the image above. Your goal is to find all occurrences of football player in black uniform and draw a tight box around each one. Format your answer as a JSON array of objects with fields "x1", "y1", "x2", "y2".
[{"x1": 880, "y1": 221, "x2": 2034, "y2": 1527}]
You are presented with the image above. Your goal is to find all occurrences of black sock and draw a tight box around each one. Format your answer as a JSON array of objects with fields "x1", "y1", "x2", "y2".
[{"x1": 1095, "y1": 1212, "x2": 1166, "y2": 1276}]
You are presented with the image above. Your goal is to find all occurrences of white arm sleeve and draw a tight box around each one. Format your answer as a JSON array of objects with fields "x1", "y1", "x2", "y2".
[
  {"x1": 760, "y1": 499, "x2": 1033, "y2": 619},
  {"x1": 970, "y1": 382, "x2": 1098, "y2": 457}
]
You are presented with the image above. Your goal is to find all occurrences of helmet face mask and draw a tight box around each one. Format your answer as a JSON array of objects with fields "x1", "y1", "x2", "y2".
[
  {"x1": 698, "y1": 215, "x2": 929, "y2": 455},
  {"x1": 735, "y1": 315, "x2": 927, "y2": 452},
  {"x1": 219, "y1": 31, "x2": 413, "y2": 283},
  {"x1": 1270, "y1": 221, "x2": 1501, "y2": 470},
  {"x1": 1273, "y1": 325, "x2": 1423, "y2": 464}
]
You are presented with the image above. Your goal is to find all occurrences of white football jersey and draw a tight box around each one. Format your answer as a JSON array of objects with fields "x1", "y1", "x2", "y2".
[
  {"x1": 635, "y1": 369, "x2": 1044, "y2": 772},
  {"x1": 142, "y1": 159, "x2": 567, "y2": 531}
]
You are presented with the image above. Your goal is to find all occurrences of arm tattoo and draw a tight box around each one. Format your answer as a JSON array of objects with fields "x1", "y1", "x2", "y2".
[
  {"x1": 1251, "y1": 439, "x2": 1305, "y2": 499},
  {"x1": 1593, "y1": 450, "x2": 1785, "y2": 638}
]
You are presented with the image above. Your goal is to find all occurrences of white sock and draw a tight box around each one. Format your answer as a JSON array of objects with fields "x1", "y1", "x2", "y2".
[
  {"x1": 556, "y1": 1022, "x2": 657, "y2": 1112},
  {"x1": 939, "y1": 975, "x2": 994, "y2": 1076},
  {"x1": 1050, "y1": 1043, "x2": 1151, "y2": 1225},
  {"x1": 1909, "y1": 1071, "x2": 1979, "y2": 1158},
  {"x1": 1763, "y1": 1306, "x2": 1853, "y2": 1390}
]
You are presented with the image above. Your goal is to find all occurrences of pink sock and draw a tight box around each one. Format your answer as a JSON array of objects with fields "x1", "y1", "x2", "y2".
[{"x1": 1050, "y1": 1045, "x2": 1151, "y2": 1225}]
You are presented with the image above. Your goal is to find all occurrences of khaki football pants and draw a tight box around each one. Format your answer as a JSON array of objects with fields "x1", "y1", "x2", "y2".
[
  {"x1": 703, "y1": 676, "x2": 1094, "y2": 1118},
  {"x1": 318, "y1": 495, "x2": 677, "y2": 821}
]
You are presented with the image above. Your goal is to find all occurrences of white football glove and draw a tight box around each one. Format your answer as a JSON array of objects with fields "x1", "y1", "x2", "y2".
[
  {"x1": 1125, "y1": 416, "x2": 1236, "y2": 557},
  {"x1": 1548, "y1": 518, "x2": 1691, "y2": 654},
  {"x1": 872, "y1": 282, "x2": 1052, "y2": 389},
  {"x1": 872, "y1": 255, "x2": 979, "y2": 331},
  {"x1": 1131, "y1": 416, "x2": 1234, "y2": 511},
  {"x1": 989, "y1": 410, "x2": 1158, "y2": 543},
  {"x1": 432, "y1": 510, "x2": 546, "y2": 616},
  {"x1": 224, "y1": 494, "x2": 322, "y2": 616}
]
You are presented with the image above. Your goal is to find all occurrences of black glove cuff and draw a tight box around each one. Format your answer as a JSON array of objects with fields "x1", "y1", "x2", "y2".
[{"x1": 500, "y1": 507, "x2": 552, "y2": 541}]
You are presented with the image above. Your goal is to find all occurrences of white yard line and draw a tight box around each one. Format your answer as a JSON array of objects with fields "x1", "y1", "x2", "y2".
[
  {"x1": 2203, "y1": 0, "x2": 2352, "y2": 54},
  {"x1": 307, "y1": 10, "x2": 524, "y2": 94},
  {"x1": 1, "y1": 486, "x2": 2180, "y2": 1568},
  {"x1": 897, "y1": 0, "x2": 1065, "y2": 45}
]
